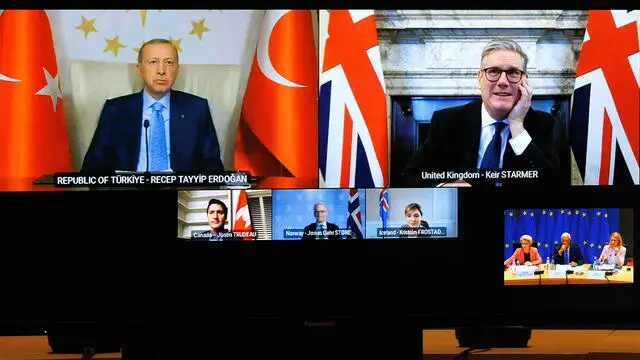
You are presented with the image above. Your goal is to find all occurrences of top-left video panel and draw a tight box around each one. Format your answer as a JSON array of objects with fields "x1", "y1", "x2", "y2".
[{"x1": 0, "y1": 9, "x2": 319, "y2": 191}]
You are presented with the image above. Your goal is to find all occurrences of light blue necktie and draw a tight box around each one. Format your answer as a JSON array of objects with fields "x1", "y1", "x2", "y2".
[
  {"x1": 565, "y1": 248, "x2": 570, "y2": 264},
  {"x1": 149, "y1": 102, "x2": 168, "y2": 171},
  {"x1": 480, "y1": 121, "x2": 507, "y2": 170}
]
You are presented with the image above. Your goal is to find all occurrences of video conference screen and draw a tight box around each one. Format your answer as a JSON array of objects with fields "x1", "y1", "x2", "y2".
[
  {"x1": 0, "y1": 8, "x2": 637, "y2": 253},
  {"x1": 503, "y1": 208, "x2": 634, "y2": 285},
  {"x1": 178, "y1": 188, "x2": 458, "y2": 240},
  {"x1": 0, "y1": 9, "x2": 636, "y2": 191},
  {"x1": 1, "y1": 8, "x2": 638, "y2": 331}
]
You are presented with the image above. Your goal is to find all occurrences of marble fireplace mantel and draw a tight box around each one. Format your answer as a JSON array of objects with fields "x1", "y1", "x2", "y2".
[{"x1": 375, "y1": 10, "x2": 589, "y2": 96}]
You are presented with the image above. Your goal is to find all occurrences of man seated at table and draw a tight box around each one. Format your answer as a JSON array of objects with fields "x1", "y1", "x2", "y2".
[
  {"x1": 504, "y1": 234, "x2": 542, "y2": 267},
  {"x1": 553, "y1": 232, "x2": 584, "y2": 266}
]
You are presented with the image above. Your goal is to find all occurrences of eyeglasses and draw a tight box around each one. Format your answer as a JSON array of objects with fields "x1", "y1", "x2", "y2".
[{"x1": 482, "y1": 67, "x2": 525, "y2": 83}]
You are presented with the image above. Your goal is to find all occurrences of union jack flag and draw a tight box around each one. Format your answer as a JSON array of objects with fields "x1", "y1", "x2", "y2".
[
  {"x1": 346, "y1": 188, "x2": 363, "y2": 238},
  {"x1": 318, "y1": 10, "x2": 389, "y2": 188},
  {"x1": 569, "y1": 10, "x2": 639, "y2": 185},
  {"x1": 379, "y1": 187, "x2": 389, "y2": 230}
]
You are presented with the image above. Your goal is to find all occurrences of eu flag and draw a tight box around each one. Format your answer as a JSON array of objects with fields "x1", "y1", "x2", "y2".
[
  {"x1": 518, "y1": 209, "x2": 537, "y2": 243},
  {"x1": 537, "y1": 209, "x2": 556, "y2": 260},
  {"x1": 504, "y1": 209, "x2": 518, "y2": 260},
  {"x1": 587, "y1": 208, "x2": 611, "y2": 261}
]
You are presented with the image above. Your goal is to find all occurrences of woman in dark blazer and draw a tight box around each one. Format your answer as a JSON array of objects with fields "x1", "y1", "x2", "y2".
[{"x1": 399, "y1": 203, "x2": 430, "y2": 238}]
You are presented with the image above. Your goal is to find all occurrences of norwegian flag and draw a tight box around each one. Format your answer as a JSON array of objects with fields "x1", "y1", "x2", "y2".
[
  {"x1": 346, "y1": 188, "x2": 363, "y2": 239},
  {"x1": 569, "y1": 10, "x2": 639, "y2": 185},
  {"x1": 232, "y1": 189, "x2": 254, "y2": 240},
  {"x1": 318, "y1": 10, "x2": 389, "y2": 188}
]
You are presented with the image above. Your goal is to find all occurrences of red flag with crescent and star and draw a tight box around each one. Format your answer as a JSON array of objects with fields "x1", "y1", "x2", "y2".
[
  {"x1": 0, "y1": 10, "x2": 72, "y2": 190},
  {"x1": 233, "y1": 10, "x2": 318, "y2": 188}
]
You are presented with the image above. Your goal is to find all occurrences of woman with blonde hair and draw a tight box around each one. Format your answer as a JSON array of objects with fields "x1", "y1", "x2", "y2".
[
  {"x1": 504, "y1": 234, "x2": 542, "y2": 266},
  {"x1": 598, "y1": 232, "x2": 626, "y2": 267}
]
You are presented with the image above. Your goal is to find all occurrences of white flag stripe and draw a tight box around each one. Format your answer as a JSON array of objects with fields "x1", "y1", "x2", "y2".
[
  {"x1": 608, "y1": 134, "x2": 617, "y2": 184},
  {"x1": 366, "y1": 46, "x2": 386, "y2": 94},
  {"x1": 348, "y1": 10, "x2": 374, "y2": 24},
  {"x1": 630, "y1": 52, "x2": 640, "y2": 87},
  {"x1": 611, "y1": 10, "x2": 639, "y2": 28},
  {"x1": 322, "y1": 66, "x2": 347, "y2": 187}
]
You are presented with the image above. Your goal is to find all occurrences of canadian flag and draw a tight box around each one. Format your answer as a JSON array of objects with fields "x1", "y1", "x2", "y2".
[
  {"x1": 0, "y1": 10, "x2": 72, "y2": 190},
  {"x1": 232, "y1": 189, "x2": 254, "y2": 240},
  {"x1": 233, "y1": 10, "x2": 318, "y2": 189}
]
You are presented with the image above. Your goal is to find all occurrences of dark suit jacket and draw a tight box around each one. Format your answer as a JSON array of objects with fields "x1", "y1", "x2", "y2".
[
  {"x1": 301, "y1": 222, "x2": 342, "y2": 240},
  {"x1": 399, "y1": 99, "x2": 568, "y2": 188},
  {"x1": 398, "y1": 220, "x2": 431, "y2": 238},
  {"x1": 553, "y1": 243, "x2": 584, "y2": 265},
  {"x1": 81, "y1": 90, "x2": 224, "y2": 173}
]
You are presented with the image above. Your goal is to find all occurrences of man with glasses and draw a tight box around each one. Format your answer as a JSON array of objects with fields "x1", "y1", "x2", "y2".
[
  {"x1": 301, "y1": 202, "x2": 342, "y2": 240},
  {"x1": 400, "y1": 38, "x2": 568, "y2": 188},
  {"x1": 82, "y1": 38, "x2": 224, "y2": 173}
]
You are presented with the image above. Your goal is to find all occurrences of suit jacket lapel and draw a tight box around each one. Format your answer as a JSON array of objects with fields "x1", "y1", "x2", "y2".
[
  {"x1": 461, "y1": 99, "x2": 483, "y2": 170},
  {"x1": 170, "y1": 90, "x2": 182, "y2": 169},
  {"x1": 127, "y1": 91, "x2": 144, "y2": 170}
]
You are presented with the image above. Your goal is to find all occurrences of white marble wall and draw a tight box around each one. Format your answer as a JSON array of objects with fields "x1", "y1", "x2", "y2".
[{"x1": 376, "y1": 10, "x2": 588, "y2": 96}]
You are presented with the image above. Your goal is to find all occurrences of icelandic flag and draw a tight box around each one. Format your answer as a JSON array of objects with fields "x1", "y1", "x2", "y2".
[{"x1": 379, "y1": 187, "x2": 389, "y2": 230}]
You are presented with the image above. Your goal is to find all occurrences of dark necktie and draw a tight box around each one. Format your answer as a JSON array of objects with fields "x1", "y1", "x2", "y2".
[
  {"x1": 480, "y1": 121, "x2": 507, "y2": 170},
  {"x1": 317, "y1": 223, "x2": 327, "y2": 240}
]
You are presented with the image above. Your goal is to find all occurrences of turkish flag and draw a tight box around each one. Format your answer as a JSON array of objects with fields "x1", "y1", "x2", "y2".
[
  {"x1": 232, "y1": 189, "x2": 254, "y2": 240},
  {"x1": 0, "y1": 10, "x2": 72, "y2": 191},
  {"x1": 234, "y1": 10, "x2": 318, "y2": 189}
]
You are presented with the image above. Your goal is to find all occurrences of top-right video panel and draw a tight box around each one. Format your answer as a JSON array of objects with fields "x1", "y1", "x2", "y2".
[{"x1": 378, "y1": 9, "x2": 638, "y2": 188}]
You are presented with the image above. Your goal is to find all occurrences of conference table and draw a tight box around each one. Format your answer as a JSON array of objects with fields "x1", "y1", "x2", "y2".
[
  {"x1": 423, "y1": 329, "x2": 640, "y2": 360},
  {"x1": 2, "y1": 330, "x2": 640, "y2": 360},
  {"x1": 505, "y1": 265, "x2": 634, "y2": 285}
]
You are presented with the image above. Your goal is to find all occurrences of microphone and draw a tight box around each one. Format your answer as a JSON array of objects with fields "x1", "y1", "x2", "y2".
[{"x1": 143, "y1": 119, "x2": 150, "y2": 175}]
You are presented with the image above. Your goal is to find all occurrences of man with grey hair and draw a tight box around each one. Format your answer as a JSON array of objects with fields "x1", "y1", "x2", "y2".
[
  {"x1": 553, "y1": 232, "x2": 584, "y2": 266},
  {"x1": 301, "y1": 202, "x2": 342, "y2": 240},
  {"x1": 400, "y1": 37, "x2": 568, "y2": 188},
  {"x1": 82, "y1": 38, "x2": 224, "y2": 173}
]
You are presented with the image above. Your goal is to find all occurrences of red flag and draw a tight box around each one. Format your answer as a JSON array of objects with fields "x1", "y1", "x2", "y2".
[
  {"x1": 0, "y1": 10, "x2": 72, "y2": 190},
  {"x1": 569, "y1": 10, "x2": 639, "y2": 185},
  {"x1": 234, "y1": 10, "x2": 318, "y2": 189},
  {"x1": 233, "y1": 189, "x2": 254, "y2": 240}
]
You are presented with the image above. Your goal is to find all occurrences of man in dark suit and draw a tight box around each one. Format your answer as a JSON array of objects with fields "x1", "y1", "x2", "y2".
[
  {"x1": 400, "y1": 38, "x2": 568, "y2": 188},
  {"x1": 553, "y1": 232, "x2": 584, "y2": 266},
  {"x1": 81, "y1": 38, "x2": 224, "y2": 173},
  {"x1": 301, "y1": 202, "x2": 342, "y2": 240},
  {"x1": 191, "y1": 198, "x2": 240, "y2": 241}
]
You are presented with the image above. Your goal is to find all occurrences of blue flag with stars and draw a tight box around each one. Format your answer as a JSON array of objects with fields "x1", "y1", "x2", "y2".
[{"x1": 504, "y1": 209, "x2": 518, "y2": 260}]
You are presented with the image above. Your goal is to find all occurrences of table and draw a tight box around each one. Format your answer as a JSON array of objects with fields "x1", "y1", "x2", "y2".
[
  {"x1": 423, "y1": 329, "x2": 640, "y2": 360},
  {"x1": 505, "y1": 265, "x2": 634, "y2": 286},
  {"x1": 2, "y1": 330, "x2": 639, "y2": 360},
  {"x1": 0, "y1": 336, "x2": 120, "y2": 360}
]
